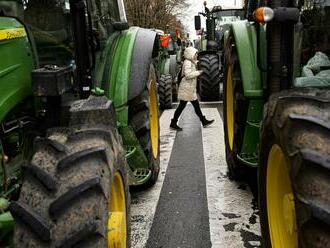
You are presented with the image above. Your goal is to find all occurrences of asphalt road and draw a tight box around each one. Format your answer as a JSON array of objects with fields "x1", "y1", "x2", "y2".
[{"x1": 130, "y1": 102, "x2": 261, "y2": 248}]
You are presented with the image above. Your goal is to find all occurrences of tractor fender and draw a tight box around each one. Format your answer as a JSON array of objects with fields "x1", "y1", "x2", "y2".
[
  {"x1": 169, "y1": 55, "x2": 177, "y2": 79},
  {"x1": 128, "y1": 28, "x2": 158, "y2": 101},
  {"x1": 106, "y1": 27, "x2": 139, "y2": 109},
  {"x1": 160, "y1": 56, "x2": 171, "y2": 75},
  {"x1": 230, "y1": 21, "x2": 263, "y2": 97},
  {"x1": 105, "y1": 27, "x2": 157, "y2": 125},
  {"x1": 198, "y1": 50, "x2": 218, "y2": 57},
  {"x1": 161, "y1": 54, "x2": 177, "y2": 79},
  {"x1": 201, "y1": 37, "x2": 207, "y2": 51}
]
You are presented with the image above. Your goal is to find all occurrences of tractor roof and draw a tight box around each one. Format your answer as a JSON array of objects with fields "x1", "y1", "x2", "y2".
[{"x1": 211, "y1": 5, "x2": 243, "y2": 13}]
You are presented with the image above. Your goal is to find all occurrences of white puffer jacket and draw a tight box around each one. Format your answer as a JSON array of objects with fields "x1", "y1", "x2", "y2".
[{"x1": 177, "y1": 47, "x2": 203, "y2": 101}]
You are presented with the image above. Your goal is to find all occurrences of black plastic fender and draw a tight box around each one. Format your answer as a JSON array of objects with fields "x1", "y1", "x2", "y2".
[
  {"x1": 128, "y1": 28, "x2": 158, "y2": 101},
  {"x1": 169, "y1": 55, "x2": 177, "y2": 79}
]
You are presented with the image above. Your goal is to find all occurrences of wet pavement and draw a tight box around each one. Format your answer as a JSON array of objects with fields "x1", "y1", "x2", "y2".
[{"x1": 130, "y1": 103, "x2": 261, "y2": 248}]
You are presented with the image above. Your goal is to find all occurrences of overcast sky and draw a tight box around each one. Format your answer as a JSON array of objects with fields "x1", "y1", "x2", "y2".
[{"x1": 179, "y1": 0, "x2": 243, "y2": 40}]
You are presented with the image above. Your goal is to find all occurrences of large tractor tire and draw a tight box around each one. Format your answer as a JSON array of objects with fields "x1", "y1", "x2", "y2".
[
  {"x1": 198, "y1": 53, "x2": 221, "y2": 101},
  {"x1": 158, "y1": 74, "x2": 173, "y2": 109},
  {"x1": 259, "y1": 88, "x2": 330, "y2": 248},
  {"x1": 223, "y1": 36, "x2": 249, "y2": 180},
  {"x1": 10, "y1": 127, "x2": 130, "y2": 247},
  {"x1": 129, "y1": 65, "x2": 160, "y2": 187}
]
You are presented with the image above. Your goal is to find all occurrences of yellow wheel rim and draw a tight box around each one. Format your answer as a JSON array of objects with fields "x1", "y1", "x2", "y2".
[
  {"x1": 267, "y1": 144, "x2": 298, "y2": 248},
  {"x1": 149, "y1": 79, "x2": 159, "y2": 159},
  {"x1": 226, "y1": 65, "x2": 234, "y2": 150},
  {"x1": 108, "y1": 172, "x2": 127, "y2": 248}
]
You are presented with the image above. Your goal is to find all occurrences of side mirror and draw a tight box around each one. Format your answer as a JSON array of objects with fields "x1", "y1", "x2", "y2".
[
  {"x1": 195, "y1": 16, "x2": 201, "y2": 30},
  {"x1": 113, "y1": 22, "x2": 129, "y2": 31}
]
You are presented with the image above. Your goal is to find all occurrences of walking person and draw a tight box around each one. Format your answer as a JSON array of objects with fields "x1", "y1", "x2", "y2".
[{"x1": 170, "y1": 46, "x2": 214, "y2": 131}]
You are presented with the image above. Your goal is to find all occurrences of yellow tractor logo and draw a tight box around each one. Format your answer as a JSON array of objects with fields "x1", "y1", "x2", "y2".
[{"x1": 0, "y1": 28, "x2": 26, "y2": 41}]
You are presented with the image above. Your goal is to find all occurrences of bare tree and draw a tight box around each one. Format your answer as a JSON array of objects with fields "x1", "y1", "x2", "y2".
[{"x1": 124, "y1": 0, "x2": 189, "y2": 32}]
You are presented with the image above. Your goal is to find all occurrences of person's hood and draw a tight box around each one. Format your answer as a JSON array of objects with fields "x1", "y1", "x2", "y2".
[{"x1": 184, "y1": 46, "x2": 198, "y2": 61}]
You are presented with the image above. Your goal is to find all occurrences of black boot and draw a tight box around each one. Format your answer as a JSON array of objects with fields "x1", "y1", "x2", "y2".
[
  {"x1": 170, "y1": 119, "x2": 183, "y2": 131},
  {"x1": 201, "y1": 116, "x2": 214, "y2": 128}
]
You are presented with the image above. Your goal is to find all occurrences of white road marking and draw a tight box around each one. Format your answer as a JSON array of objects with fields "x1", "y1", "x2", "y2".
[
  {"x1": 130, "y1": 110, "x2": 177, "y2": 248},
  {"x1": 201, "y1": 108, "x2": 261, "y2": 248},
  {"x1": 172, "y1": 101, "x2": 223, "y2": 106},
  {"x1": 199, "y1": 101, "x2": 223, "y2": 105}
]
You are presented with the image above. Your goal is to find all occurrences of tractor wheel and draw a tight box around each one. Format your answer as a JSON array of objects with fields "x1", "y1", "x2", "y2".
[
  {"x1": 198, "y1": 53, "x2": 221, "y2": 101},
  {"x1": 129, "y1": 65, "x2": 160, "y2": 187},
  {"x1": 158, "y1": 74, "x2": 173, "y2": 109},
  {"x1": 259, "y1": 88, "x2": 330, "y2": 248},
  {"x1": 223, "y1": 36, "x2": 249, "y2": 180},
  {"x1": 10, "y1": 127, "x2": 130, "y2": 247}
]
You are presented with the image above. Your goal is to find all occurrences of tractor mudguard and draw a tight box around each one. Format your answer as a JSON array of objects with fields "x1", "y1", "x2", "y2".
[
  {"x1": 231, "y1": 20, "x2": 263, "y2": 97},
  {"x1": 160, "y1": 56, "x2": 171, "y2": 75},
  {"x1": 99, "y1": 27, "x2": 158, "y2": 126},
  {"x1": 104, "y1": 27, "x2": 157, "y2": 125},
  {"x1": 128, "y1": 28, "x2": 157, "y2": 101},
  {"x1": 201, "y1": 37, "x2": 207, "y2": 51},
  {"x1": 198, "y1": 50, "x2": 218, "y2": 57},
  {"x1": 169, "y1": 55, "x2": 177, "y2": 79},
  {"x1": 107, "y1": 27, "x2": 139, "y2": 112}
]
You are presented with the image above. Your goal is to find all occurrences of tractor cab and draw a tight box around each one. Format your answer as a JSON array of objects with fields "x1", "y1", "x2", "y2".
[
  {"x1": 0, "y1": 0, "x2": 126, "y2": 45},
  {"x1": 0, "y1": 0, "x2": 128, "y2": 95},
  {"x1": 212, "y1": 7, "x2": 244, "y2": 49},
  {"x1": 195, "y1": 3, "x2": 244, "y2": 51},
  {"x1": 24, "y1": 0, "x2": 73, "y2": 66},
  {"x1": 0, "y1": 0, "x2": 73, "y2": 66},
  {"x1": 294, "y1": 2, "x2": 330, "y2": 86},
  {"x1": 250, "y1": 0, "x2": 330, "y2": 91}
]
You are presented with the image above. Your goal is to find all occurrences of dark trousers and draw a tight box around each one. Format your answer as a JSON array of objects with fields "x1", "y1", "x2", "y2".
[{"x1": 173, "y1": 100, "x2": 204, "y2": 122}]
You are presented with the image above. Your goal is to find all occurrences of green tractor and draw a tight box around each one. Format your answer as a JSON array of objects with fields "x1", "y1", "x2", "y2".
[
  {"x1": 223, "y1": 0, "x2": 330, "y2": 246},
  {"x1": 194, "y1": 2, "x2": 244, "y2": 101},
  {"x1": 0, "y1": 0, "x2": 160, "y2": 247},
  {"x1": 156, "y1": 30, "x2": 183, "y2": 109}
]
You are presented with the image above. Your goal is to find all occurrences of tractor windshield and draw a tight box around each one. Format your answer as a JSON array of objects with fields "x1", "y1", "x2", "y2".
[
  {"x1": 213, "y1": 9, "x2": 244, "y2": 34},
  {"x1": 213, "y1": 9, "x2": 244, "y2": 23},
  {"x1": 212, "y1": 9, "x2": 244, "y2": 42},
  {"x1": 293, "y1": 2, "x2": 330, "y2": 86},
  {"x1": 0, "y1": 0, "x2": 123, "y2": 66},
  {"x1": 0, "y1": 0, "x2": 74, "y2": 66},
  {"x1": 300, "y1": 4, "x2": 330, "y2": 65}
]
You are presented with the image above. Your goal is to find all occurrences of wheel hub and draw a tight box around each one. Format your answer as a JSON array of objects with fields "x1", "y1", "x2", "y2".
[
  {"x1": 108, "y1": 172, "x2": 126, "y2": 248},
  {"x1": 108, "y1": 212, "x2": 126, "y2": 247},
  {"x1": 266, "y1": 144, "x2": 298, "y2": 248},
  {"x1": 283, "y1": 193, "x2": 296, "y2": 235},
  {"x1": 149, "y1": 79, "x2": 159, "y2": 159},
  {"x1": 226, "y1": 65, "x2": 234, "y2": 150}
]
